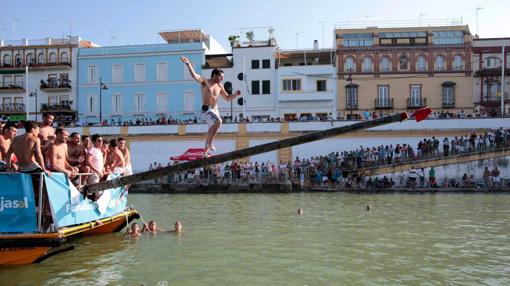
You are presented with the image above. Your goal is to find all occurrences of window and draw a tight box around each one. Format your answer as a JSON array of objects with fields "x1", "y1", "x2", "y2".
[
  {"x1": 262, "y1": 80, "x2": 270, "y2": 94},
  {"x1": 344, "y1": 57, "x2": 355, "y2": 72},
  {"x1": 282, "y1": 79, "x2": 301, "y2": 91},
  {"x1": 157, "y1": 62, "x2": 168, "y2": 81},
  {"x1": 184, "y1": 91, "x2": 195, "y2": 113},
  {"x1": 112, "y1": 94, "x2": 122, "y2": 115},
  {"x1": 112, "y1": 64, "x2": 123, "y2": 83},
  {"x1": 343, "y1": 33, "x2": 374, "y2": 47},
  {"x1": 377, "y1": 85, "x2": 390, "y2": 107},
  {"x1": 317, "y1": 80, "x2": 327, "y2": 92},
  {"x1": 135, "y1": 93, "x2": 145, "y2": 113},
  {"x1": 88, "y1": 66, "x2": 98, "y2": 84},
  {"x1": 37, "y1": 53, "x2": 45, "y2": 64},
  {"x1": 486, "y1": 57, "x2": 501, "y2": 68},
  {"x1": 346, "y1": 86, "x2": 358, "y2": 109},
  {"x1": 416, "y1": 55, "x2": 427, "y2": 72},
  {"x1": 262, "y1": 59, "x2": 270, "y2": 69},
  {"x1": 410, "y1": 85, "x2": 422, "y2": 107},
  {"x1": 443, "y1": 86, "x2": 455, "y2": 107},
  {"x1": 3, "y1": 54, "x2": 11, "y2": 66},
  {"x1": 87, "y1": 94, "x2": 96, "y2": 114},
  {"x1": 453, "y1": 55, "x2": 464, "y2": 71},
  {"x1": 26, "y1": 53, "x2": 35, "y2": 66},
  {"x1": 380, "y1": 56, "x2": 391, "y2": 72},
  {"x1": 157, "y1": 92, "x2": 168, "y2": 113},
  {"x1": 48, "y1": 52, "x2": 57, "y2": 64},
  {"x1": 60, "y1": 52, "x2": 69, "y2": 63},
  {"x1": 251, "y1": 80, "x2": 260, "y2": 95},
  {"x1": 60, "y1": 74, "x2": 69, "y2": 87},
  {"x1": 362, "y1": 57, "x2": 373, "y2": 72},
  {"x1": 14, "y1": 97, "x2": 24, "y2": 112},
  {"x1": 15, "y1": 54, "x2": 22, "y2": 66},
  {"x1": 134, "y1": 64, "x2": 145, "y2": 82},
  {"x1": 2, "y1": 76, "x2": 11, "y2": 88},
  {"x1": 435, "y1": 55, "x2": 445, "y2": 71},
  {"x1": 432, "y1": 31, "x2": 464, "y2": 45},
  {"x1": 251, "y1": 60, "x2": 260, "y2": 69},
  {"x1": 14, "y1": 75, "x2": 23, "y2": 87},
  {"x1": 47, "y1": 74, "x2": 57, "y2": 87}
]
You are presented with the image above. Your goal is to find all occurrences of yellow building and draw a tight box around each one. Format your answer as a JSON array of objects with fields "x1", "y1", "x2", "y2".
[{"x1": 335, "y1": 25, "x2": 473, "y2": 119}]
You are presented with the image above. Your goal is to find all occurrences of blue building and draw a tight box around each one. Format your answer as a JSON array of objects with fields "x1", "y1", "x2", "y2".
[{"x1": 77, "y1": 30, "x2": 226, "y2": 125}]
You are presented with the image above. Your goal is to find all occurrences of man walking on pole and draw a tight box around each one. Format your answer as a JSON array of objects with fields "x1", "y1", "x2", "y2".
[{"x1": 181, "y1": 56, "x2": 241, "y2": 157}]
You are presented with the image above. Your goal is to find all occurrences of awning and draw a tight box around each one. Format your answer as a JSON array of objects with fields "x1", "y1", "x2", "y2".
[{"x1": 170, "y1": 148, "x2": 206, "y2": 161}]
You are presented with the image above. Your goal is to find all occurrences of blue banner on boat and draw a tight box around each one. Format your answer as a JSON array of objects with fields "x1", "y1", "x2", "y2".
[
  {"x1": 0, "y1": 173, "x2": 37, "y2": 233},
  {"x1": 44, "y1": 173, "x2": 127, "y2": 228}
]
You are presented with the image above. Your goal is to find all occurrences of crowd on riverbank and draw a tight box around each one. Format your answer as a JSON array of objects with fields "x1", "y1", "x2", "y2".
[{"x1": 149, "y1": 128, "x2": 510, "y2": 189}]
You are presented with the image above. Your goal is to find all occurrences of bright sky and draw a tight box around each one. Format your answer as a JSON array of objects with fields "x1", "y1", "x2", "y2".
[{"x1": 0, "y1": 0, "x2": 507, "y2": 50}]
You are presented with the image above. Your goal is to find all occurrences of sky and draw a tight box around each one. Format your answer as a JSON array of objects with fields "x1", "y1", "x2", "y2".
[{"x1": 0, "y1": 0, "x2": 508, "y2": 50}]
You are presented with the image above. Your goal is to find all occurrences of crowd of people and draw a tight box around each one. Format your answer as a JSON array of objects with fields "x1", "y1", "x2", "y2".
[
  {"x1": 0, "y1": 112, "x2": 133, "y2": 189},
  {"x1": 155, "y1": 128, "x2": 509, "y2": 189}
]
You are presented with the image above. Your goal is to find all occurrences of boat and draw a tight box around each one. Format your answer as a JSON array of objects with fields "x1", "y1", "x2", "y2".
[{"x1": 0, "y1": 172, "x2": 139, "y2": 265}]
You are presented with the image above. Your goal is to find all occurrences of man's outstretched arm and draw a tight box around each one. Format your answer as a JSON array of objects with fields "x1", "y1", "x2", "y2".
[
  {"x1": 181, "y1": 56, "x2": 205, "y2": 85},
  {"x1": 220, "y1": 85, "x2": 241, "y2": 102}
]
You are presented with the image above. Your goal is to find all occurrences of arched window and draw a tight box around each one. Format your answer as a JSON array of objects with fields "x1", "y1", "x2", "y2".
[
  {"x1": 362, "y1": 57, "x2": 373, "y2": 72},
  {"x1": 26, "y1": 53, "x2": 35, "y2": 65},
  {"x1": 48, "y1": 52, "x2": 57, "y2": 64},
  {"x1": 416, "y1": 55, "x2": 427, "y2": 72},
  {"x1": 38, "y1": 53, "x2": 45, "y2": 64},
  {"x1": 15, "y1": 53, "x2": 22, "y2": 66},
  {"x1": 453, "y1": 55, "x2": 464, "y2": 71},
  {"x1": 2, "y1": 54, "x2": 12, "y2": 66},
  {"x1": 344, "y1": 57, "x2": 355, "y2": 72},
  {"x1": 435, "y1": 55, "x2": 445, "y2": 71},
  {"x1": 379, "y1": 56, "x2": 391, "y2": 72},
  {"x1": 60, "y1": 52, "x2": 69, "y2": 63}
]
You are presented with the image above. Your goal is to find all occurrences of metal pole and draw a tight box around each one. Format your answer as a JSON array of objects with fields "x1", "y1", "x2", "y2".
[
  {"x1": 99, "y1": 76, "x2": 102, "y2": 124},
  {"x1": 502, "y1": 45, "x2": 506, "y2": 116},
  {"x1": 25, "y1": 66, "x2": 29, "y2": 119},
  {"x1": 35, "y1": 89, "x2": 38, "y2": 121}
]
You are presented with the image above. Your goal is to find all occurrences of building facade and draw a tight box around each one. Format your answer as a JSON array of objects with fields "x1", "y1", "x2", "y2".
[
  {"x1": 77, "y1": 30, "x2": 225, "y2": 125},
  {"x1": 472, "y1": 38, "x2": 510, "y2": 116},
  {"x1": 335, "y1": 25, "x2": 473, "y2": 119},
  {"x1": 0, "y1": 36, "x2": 83, "y2": 123}
]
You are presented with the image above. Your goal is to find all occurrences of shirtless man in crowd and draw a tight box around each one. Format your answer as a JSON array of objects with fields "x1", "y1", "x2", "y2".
[
  {"x1": 67, "y1": 132, "x2": 90, "y2": 182},
  {"x1": 118, "y1": 137, "x2": 132, "y2": 175},
  {"x1": 39, "y1": 112, "x2": 56, "y2": 153},
  {"x1": 47, "y1": 128, "x2": 77, "y2": 179},
  {"x1": 6, "y1": 121, "x2": 50, "y2": 174},
  {"x1": 0, "y1": 123, "x2": 17, "y2": 170},
  {"x1": 106, "y1": 139, "x2": 126, "y2": 175},
  {"x1": 181, "y1": 56, "x2": 241, "y2": 157}
]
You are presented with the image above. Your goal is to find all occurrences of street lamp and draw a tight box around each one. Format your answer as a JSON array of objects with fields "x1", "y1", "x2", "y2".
[{"x1": 99, "y1": 77, "x2": 108, "y2": 125}]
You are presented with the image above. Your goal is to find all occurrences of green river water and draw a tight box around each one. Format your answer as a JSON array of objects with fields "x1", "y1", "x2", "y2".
[{"x1": 1, "y1": 193, "x2": 510, "y2": 286}]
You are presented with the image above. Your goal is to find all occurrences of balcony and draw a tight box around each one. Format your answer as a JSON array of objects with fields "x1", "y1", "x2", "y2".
[
  {"x1": 345, "y1": 102, "x2": 358, "y2": 110},
  {"x1": 0, "y1": 82, "x2": 25, "y2": 93},
  {"x1": 278, "y1": 89, "x2": 334, "y2": 102},
  {"x1": 374, "y1": 98, "x2": 394, "y2": 109},
  {"x1": 407, "y1": 97, "x2": 427, "y2": 108},
  {"x1": 40, "y1": 79, "x2": 72, "y2": 92},
  {"x1": 40, "y1": 100, "x2": 74, "y2": 112},
  {"x1": 0, "y1": 103, "x2": 25, "y2": 114},
  {"x1": 0, "y1": 61, "x2": 72, "y2": 71},
  {"x1": 442, "y1": 101, "x2": 456, "y2": 109}
]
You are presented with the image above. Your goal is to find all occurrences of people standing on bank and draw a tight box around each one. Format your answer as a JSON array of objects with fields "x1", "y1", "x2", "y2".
[{"x1": 181, "y1": 56, "x2": 241, "y2": 157}]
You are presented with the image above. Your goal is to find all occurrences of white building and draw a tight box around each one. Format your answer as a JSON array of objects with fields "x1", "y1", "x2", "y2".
[
  {"x1": 203, "y1": 34, "x2": 336, "y2": 122},
  {"x1": 0, "y1": 36, "x2": 91, "y2": 124},
  {"x1": 472, "y1": 38, "x2": 510, "y2": 116}
]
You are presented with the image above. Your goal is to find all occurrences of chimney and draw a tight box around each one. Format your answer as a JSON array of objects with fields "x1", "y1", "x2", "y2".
[{"x1": 313, "y1": 39, "x2": 319, "y2": 50}]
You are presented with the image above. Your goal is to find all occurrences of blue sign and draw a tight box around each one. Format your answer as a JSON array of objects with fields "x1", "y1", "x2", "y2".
[
  {"x1": 44, "y1": 173, "x2": 127, "y2": 228},
  {"x1": 0, "y1": 173, "x2": 37, "y2": 233}
]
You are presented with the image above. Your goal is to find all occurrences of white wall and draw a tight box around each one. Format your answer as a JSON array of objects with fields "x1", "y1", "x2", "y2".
[{"x1": 130, "y1": 139, "x2": 235, "y2": 172}]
